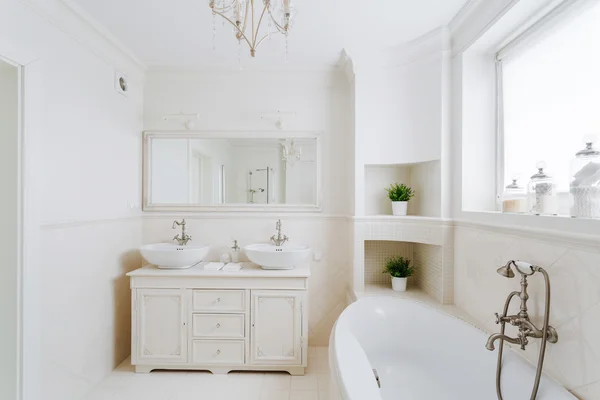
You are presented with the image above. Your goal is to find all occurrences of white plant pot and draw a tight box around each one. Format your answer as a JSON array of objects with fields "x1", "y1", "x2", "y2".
[
  {"x1": 391, "y1": 277, "x2": 408, "y2": 292},
  {"x1": 391, "y1": 201, "x2": 408, "y2": 216}
]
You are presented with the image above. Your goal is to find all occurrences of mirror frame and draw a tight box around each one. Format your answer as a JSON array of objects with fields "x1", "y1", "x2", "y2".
[{"x1": 142, "y1": 131, "x2": 323, "y2": 212}]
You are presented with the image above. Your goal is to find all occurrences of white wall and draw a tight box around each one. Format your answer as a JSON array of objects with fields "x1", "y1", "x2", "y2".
[
  {"x1": 0, "y1": 59, "x2": 19, "y2": 400},
  {"x1": 0, "y1": 1, "x2": 145, "y2": 399},
  {"x1": 410, "y1": 160, "x2": 441, "y2": 217},
  {"x1": 143, "y1": 69, "x2": 354, "y2": 345},
  {"x1": 451, "y1": 1, "x2": 600, "y2": 398},
  {"x1": 356, "y1": 59, "x2": 442, "y2": 166},
  {"x1": 353, "y1": 31, "x2": 448, "y2": 216}
]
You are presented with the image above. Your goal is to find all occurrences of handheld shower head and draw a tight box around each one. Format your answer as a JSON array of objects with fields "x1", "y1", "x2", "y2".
[
  {"x1": 497, "y1": 260, "x2": 537, "y2": 278},
  {"x1": 497, "y1": 261, "x2": 515, "y2": 278},
  {"x1": 513, "y1": 260, "x2": 536, "y2": 276}
]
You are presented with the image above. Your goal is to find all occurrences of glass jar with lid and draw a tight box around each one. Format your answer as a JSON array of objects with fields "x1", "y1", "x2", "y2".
[
  {"x1": 570, "y1": 135, "x2": 600, "y2": 218},
  {"x1": 502, "y1": 177, "x2": 527, "y2": 213},
  {"x1": 528, "y1": 161, "x2": 558, "y2": 215}
]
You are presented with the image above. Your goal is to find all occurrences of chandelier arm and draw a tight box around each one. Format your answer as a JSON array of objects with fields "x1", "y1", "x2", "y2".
[
  {"x1": 251, "y1": 0, "x2": 255, "y2": 45},
  {"x1": 253, "y1": 2, "x2": 269, "y2": 43},
  {"x1": 213, "y1": 9, "x2": 253, "y2": 49},
  {"x1": 267, "y1": 7, "x2": 288, "y2": 34},
  {"x1": 255, "y1": 33, "x2": 270, "y2": 50},
  {"x1": 211, "y1": 0, "x2": 240, "y2": 14},
  {"x1": 241, "y1": 0, "x2": 250, "y2": 42}
]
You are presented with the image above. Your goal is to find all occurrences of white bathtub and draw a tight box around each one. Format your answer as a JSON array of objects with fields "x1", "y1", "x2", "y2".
[{"x1": 329, "y1": 296, "x2": 575, "y2": 400}]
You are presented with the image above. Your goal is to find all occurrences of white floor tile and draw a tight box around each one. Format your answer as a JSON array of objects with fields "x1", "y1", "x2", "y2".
[
  {"x1": 260, "y1": 389, "x2": 290, "y2": 400},
  {"x1": 85, "y1": 350, "x2": 328, "y2": 400},
  {"x1": 290, "y1": 375, "x2": 319, "y2": 391},
  {"x1": 290, "y1": 390, "x2": 319, "y2": 400},
  {"x1": 262, "y1": 373, "x2": 292, "y2": 391}
]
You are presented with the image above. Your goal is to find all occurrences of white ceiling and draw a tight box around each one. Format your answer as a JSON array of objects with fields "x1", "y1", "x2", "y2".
[{"x1": 73, "y1": 0, "x2": 469, "y2": 70}]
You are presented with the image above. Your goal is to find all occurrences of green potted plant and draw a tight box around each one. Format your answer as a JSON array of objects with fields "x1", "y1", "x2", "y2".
[
  {"x1": 385, "y1": 183, "x2": 415, "y2": 216},
  {"x1": 383, "y1": 256, "x2": 414, "y2": 292}
]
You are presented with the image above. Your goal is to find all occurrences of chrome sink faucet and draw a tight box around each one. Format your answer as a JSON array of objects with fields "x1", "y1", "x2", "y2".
[
  {"x1": 270, "y1": 219, "x2": 288, "y2": 247},
  {"x1": 486, "y1": 260, "x2": 558, "y2": 400},
  {"x1": 172, "y1": 219, "x2": 192, "y2": 245}
]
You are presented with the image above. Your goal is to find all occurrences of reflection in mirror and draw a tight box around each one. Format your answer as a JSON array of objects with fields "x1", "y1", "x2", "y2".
[{"x1": 146, "y1": 135, "x2": 319, "y2": 208}]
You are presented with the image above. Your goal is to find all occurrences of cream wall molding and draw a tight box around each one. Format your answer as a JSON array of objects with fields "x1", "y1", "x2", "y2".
[
  {"x1": 146, "y1": 64, "x2": 338, "y2": 74},
  {"x1": 349, "y1": 27, "x2": 450, "y2": 73},
  {"x1": 40, "y1": 215, "x2": 143, "y2": 230},
  {"x1": 352, "y1": 216, "x2": 453, "y2": 226},
  {"x1": 19, "y1": 0, "x2": 146, "y2": 77},
  {"x1": 142, "y1": 213, "x2": 350, "y2": 221},
  {"x1": 337, "y1": 49, "x2": 355, "y2": 84},
  {"x1": 454, "y1": 219, "x2": 600, "y2": 251},
  {"x1": 449, "y1": 0, "x2": 520, "y2": 56},
  {"x1": 351, "y1": 217, "x2": 600, "y2": 250},
  {"x1": 43, "y1": 213, "x2": 600, "y2": 250},
  {"x1": 448, "y1": 0, "x2": 485, "y2": 36}
]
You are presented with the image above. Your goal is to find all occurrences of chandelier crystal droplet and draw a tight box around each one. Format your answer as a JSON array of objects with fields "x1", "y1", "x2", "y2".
[
  {"x1": 281, "y1": 139, "x2": 302, "y2": 167},
  {"x1": 209, "y1": 0, "x2": 296, "y2": 58}
]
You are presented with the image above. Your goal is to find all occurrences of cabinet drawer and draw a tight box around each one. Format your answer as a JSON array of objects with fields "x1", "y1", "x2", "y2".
[
  {"x1": 192, "y1": 340, "x2": 245, "y2": 365},
  {"x1": 192, "y1": 290, "x2": 246, "y2": 312},
  {"x1": 192, "y1": 314, "x2": 245, "y2": 339}
]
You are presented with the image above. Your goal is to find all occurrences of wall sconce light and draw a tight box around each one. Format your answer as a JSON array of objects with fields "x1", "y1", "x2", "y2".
[
  {"x1": 162, "y1": 112, "x2": 200, "y2": 130},
  {"x1": 261, "y1": 111, "x2": 296, "y2": 130}
]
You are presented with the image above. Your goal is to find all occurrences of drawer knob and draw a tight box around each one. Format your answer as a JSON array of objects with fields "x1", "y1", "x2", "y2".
[
  {"x1": 216, "y1": 298, "x2": 221, "y2": 303},
  {"x1": 216, "y1": 350, "x2": 221, "y2": 355},
  {"x1": 216, "y1": 323, "x2": 221, "y2": 328}
]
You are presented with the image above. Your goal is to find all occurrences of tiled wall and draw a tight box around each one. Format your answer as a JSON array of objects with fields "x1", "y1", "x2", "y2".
[
  {"x1": 364, "y1": 240, "x2": 414, "y2": 285},
  {"x1": 354, "y1": 218, "x2": 454, "y2": 304},
  {"x1": 413, "y1": 243, "x2": 443, "y2": 302},
  {"x1": 454, "y1": 224, "x2": 600, "y2": 398}
]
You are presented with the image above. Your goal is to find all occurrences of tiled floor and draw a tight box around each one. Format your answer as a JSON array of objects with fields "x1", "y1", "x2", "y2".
[{"x1": 84, "y1": 347, "x2": 339, "y2": 400}]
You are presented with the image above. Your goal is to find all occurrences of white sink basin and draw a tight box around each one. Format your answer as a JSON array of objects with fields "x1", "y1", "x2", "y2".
[
  {"x1": 140, "y1": 243, "x2": 210, "y2": 269},
  {"x1": 244, "y1": 243, "x2": 312, "y2": 270}
]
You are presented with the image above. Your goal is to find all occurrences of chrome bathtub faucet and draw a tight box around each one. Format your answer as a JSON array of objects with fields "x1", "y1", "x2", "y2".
[
  {"x1": 486, "y1": 260, "x2": 558, "y2": 400},
  {"x1": 172, "y1": 219, "x2": 192, "y2": 245},
  {"x1": 270, "y1": 219, "x2": 289, "y2": 247}
]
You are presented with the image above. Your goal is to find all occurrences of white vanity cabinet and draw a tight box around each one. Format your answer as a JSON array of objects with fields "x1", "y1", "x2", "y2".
[
  {"x1": 127, "y1": 264, "x2": 310, "y2": 375},
  {"x1": 135, "y1": 288, "x2": 188, "y2": 365},
  {"x1": 251, "y1": 291, "x2": 304, "y2": 366}
]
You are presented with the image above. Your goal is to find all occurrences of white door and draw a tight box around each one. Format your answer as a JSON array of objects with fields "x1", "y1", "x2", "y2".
[
  {"x1": 251, "y1": 291, "x2": 303, "y2": 365},
  {"x1": 137, "y1": 289, "x2": 187, "y2": 364},
  {"x1": 0, "y1": 60, "x2": 20, "y2": 400}
]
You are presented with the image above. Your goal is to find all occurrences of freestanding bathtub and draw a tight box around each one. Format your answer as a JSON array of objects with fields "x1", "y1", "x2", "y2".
[{"x1": 329, "y1": 296, "x2": 575, "y2": 400}]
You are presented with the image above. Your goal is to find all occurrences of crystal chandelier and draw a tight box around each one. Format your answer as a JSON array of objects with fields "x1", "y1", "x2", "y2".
[
  {"x1": 209, "y1": 0, "x2": 296, "y2": 61},
  {"x1": 281, "y1": 139, "x2": 302, "y2": 167}
]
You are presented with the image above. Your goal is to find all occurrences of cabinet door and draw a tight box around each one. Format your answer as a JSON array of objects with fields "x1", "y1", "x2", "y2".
[
  {"x1": 136, "y1": 288, "x2": 187, "y2": 364},
  {"x1": 251, "y1": 290, "x2": 303, "y2": 365}
]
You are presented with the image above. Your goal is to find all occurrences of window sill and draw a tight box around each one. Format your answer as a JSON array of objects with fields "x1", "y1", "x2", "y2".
[{"x1": 455, "y1": 210, "x2": 600, "y2": 248}]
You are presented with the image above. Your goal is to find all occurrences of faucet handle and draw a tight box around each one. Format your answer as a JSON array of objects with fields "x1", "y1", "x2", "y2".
[{"x1": 494, "y1": 313, "x2": 502, "y2": 324}]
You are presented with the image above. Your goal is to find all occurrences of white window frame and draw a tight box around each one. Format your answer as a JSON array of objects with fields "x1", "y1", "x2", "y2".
[{"x1": 495, "y1": 0, "x2": 598, "y2": 205}]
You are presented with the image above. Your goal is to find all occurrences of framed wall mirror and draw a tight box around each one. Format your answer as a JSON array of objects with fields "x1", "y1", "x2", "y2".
[{"x1": 143, "y1": 132, "x2": 322, "y2": 212}]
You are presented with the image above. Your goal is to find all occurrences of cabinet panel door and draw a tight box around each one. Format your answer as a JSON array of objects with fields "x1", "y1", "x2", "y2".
[
  {"x1": 251, "y1": 290, "x2": 303, "y2": 365},
  {"x1": 137, "y1": 288, "x2": 187, "y2": 364}
]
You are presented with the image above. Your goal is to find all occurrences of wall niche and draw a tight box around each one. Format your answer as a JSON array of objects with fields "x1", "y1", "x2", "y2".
[{"x1": 364, "y1": 161, "x2": 441, "y2": 217}]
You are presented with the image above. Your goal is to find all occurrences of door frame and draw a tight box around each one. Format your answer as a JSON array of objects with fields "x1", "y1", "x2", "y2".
[{"x1": 0, "y1": 44, "x2": 44, "y2": 400}]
